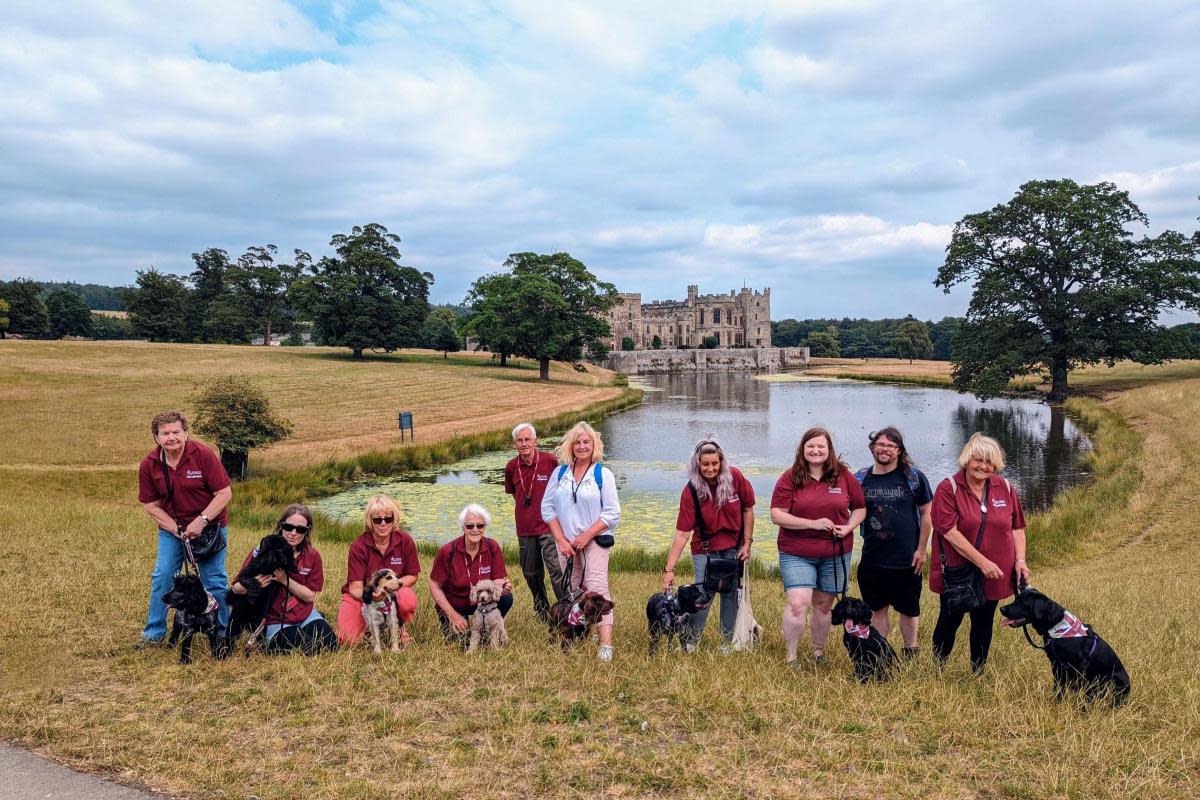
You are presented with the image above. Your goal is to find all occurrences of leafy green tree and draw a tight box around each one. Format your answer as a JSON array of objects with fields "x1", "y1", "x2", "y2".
[
  {"x1": 495, "y1": 252, "x2": 617, "y2": 380},
  {"x1": 45, "y1": 290, "x2": 94, "y2": 338},
  {"x1": 621, "y1": 336, "x2": 635, "y2": 351},
  {"x1": 0, "y1": 298, "x2": 8, "y2": 338},
  {"x1": 651, "y1": 334, "x2": 662, "y2": 350},
  {"x1": 463, "y1": 272, "x2": 521, "y2": 366},
  {"x1": 90, "y1": 313, "x2": 133, "y2": 340},
  {"x1": 37, "y1": 281, "x2": 125, "y2": 311},
  {"x1": 893, "y1": 318, "x2": 933, "y2": 363},
  {"x1": 224, "y1": 244, "x2": 290, "y2": 345},
  {"x1": 702, "y1": 335, "x2": 719, "y2": 349},
  {"x1": 421, "y1": 307, "x2": 461, "y2": 359},
  {"x1": 289, "y1": 224, "x2": 432, "y2": 358},
  {"x1": 125, "y1": 269, "x2": 191, "y2": 342},
  {"x1": 936, "y1": 179, "x2": 1200, "y2": 400},
  {"x1": 186, "y1": 248, "x2": 233, "y2": 343},
  {"x1": 191, "y1": 375, "x2": 293, "y2": 480},
  {"x1": 806, "y1": 325, "x2": 840, "y2": 357},
  {"x1": 928, "y1": 317, "x2": 962, "y2": 361},
  {"x1": 0, "y1": 278, "x2": 51, "y2": 337}
]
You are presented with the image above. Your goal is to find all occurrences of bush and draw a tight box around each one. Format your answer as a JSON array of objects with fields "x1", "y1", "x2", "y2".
[
  {"x1": 191, "y1": 376, "x2": 293, "y2": 480},
  {"x1": 621, "y1": 337, "x2": 635, "y2": 351},
  {"x1": 702, "y1": 335, "x2": 719, "y2": 349}
]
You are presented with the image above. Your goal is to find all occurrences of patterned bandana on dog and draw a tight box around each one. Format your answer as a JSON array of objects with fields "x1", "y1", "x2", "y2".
[
  {"x1": 1047, "y1": 610, "x2": 1088, "y2": 639},
  {"x1": 567, "y1": 603, "x2": 585, "y2": 627},
  {"x1": 372, "y1": 597, "x2": 394, "y2": 617},
  {"x1": 844, "y1": 621, "x2": 871, "y2": 640},
  {"x1": 204, "y1": 591, "x2": 219, "y2": 616}
]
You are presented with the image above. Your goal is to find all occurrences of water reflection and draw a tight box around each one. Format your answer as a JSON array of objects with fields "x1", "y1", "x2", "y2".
[{"x1": 314, "y1": 374, "x2": 1091, "y2": 554}]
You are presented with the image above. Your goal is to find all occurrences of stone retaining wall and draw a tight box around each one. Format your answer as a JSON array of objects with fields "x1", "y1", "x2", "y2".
[{"x1": 607, "y1": 346, "x2": 809, "y2": 375}]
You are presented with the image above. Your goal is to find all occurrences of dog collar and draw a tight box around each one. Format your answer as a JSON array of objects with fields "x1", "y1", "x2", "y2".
[
  {"x1": 477, "y1": 601, "x2": 498, "y2": 613},
  {"x1": 1047, "y1": 610, "x2": 1088, "y2": 639},
  {"x1": 844, "y1": 621, "x2": 871, "y2": 640}
]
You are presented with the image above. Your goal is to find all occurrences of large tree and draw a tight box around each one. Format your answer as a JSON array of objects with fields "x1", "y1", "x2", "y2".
[
  {"x1": 0, "y1": 298, "x2": 9, "y2": 338},
  {"x1": 0, "y1": 278, "x2": 50, "y2": 337},
  {"x1": 125, "y1": 269, "x2": 191, "y2": 342},
  {"x1": 215, "y1": 244, "x2": 290, "y2": 345},
  {"x1": 45, "y1": 290, "x2": 94, "y2": 338},
  {"x1": 481, "y1": 252, "x2": 617, "y2": 380},
  {"x1": 937, "y1": 179, "x2": 1200, "y2": 400},
  {"x1": 289, "y1": 223, "x2": 432, "y2": 358},
  {"x1": 893, "y1": 318, "x2": 933, "y2": 363},
  {"x1": 463, "y1": 272, "x2": 522, "y2": 366},
  {"x1": 421, "y1": 307, "x2": 461, "y2": 359},
  {"x1": 186, "y1": 248, "x2": 233, "y2": 342}
]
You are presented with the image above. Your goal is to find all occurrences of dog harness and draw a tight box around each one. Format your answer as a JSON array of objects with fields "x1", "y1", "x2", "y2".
[
  {"x1": 843, "y1": 621, "x2": 872, "y2": 640},
  {"x1": 370, "y1": 597, "x2": 395, "y2": 617},
  {"x1": 1047, "y1": 610, "x2": 1088, "y2": 639}
]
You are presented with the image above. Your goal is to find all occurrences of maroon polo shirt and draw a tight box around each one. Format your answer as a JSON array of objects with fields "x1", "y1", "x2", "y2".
[
  {"x1": 429, "y1": 536, "x2": 508, "y2": 612},
  {"x1": 675, "y1": 467, "x2": 756, "y2": 554},
  {"x1": 137, "y1": 440, "x2": 231, "y2": 527},
  {"x1": 504, "y1": 450, "x2": 560, "y2": 536},
  {"x1": 241, "y1": 544, "x2": 324, "y2": 625},
  {"x1": 930, "y1": 471, "x2": 1026, "y2": 601},
  {"x1": 771, "y1": 469, "x2": 865, "y2": 559},
  {"x1": 340, "y1": 530, "x2": 421, "y2": 596}
]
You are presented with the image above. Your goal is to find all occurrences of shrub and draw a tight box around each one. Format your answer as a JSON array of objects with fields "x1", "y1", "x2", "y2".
[{"x1": 191, "y1": 376, "x2": 293, "y2": 480}]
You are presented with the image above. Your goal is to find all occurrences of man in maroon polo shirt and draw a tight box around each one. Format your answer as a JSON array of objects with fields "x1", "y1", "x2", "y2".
[
  {"x1": 135, "y1": 410, "x2": 232, "y2": 648},
  {"x1": 503, "y1": 422, "x2": 564, "y2": 620}
]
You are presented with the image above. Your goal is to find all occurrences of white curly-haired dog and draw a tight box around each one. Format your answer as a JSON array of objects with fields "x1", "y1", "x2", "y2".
[
  {"x1": 361, "y1": 568, "x2": 404, "y2": 654},
  {"x1": 467, "y1": 579, "x2": 508, "y2": 653}
]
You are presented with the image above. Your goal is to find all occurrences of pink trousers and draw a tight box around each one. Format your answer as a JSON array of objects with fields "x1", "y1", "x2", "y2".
[
  {"x1": 558, "y1": 541, "x2": 614, "y2": 625},
  {"x1": 337, "y1": 588, "x2": 418, "y2": 645}
]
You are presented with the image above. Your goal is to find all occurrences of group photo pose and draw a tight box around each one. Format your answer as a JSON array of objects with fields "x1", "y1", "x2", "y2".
[{"x1": 337, "y1": 495, "x2": 420, "y2": 648}]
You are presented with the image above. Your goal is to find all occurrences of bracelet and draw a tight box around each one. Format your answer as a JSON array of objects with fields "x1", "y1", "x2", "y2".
[{"x1": 664, "y1": 567, "x2": 674, "y2": 573}]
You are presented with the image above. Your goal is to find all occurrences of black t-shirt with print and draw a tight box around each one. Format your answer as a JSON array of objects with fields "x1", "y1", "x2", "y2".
[{"x1": 859, "y1": 467, "x2": 932, "y2": 569}]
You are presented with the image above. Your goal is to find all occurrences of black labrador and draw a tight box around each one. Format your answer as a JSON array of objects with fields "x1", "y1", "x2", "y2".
[
  {"x1": 830, "y1": 596, "x2": 897, "y2": 682},
  {"x1": 1000, "y1": 587, "x2": 1131, "y2": 707}
]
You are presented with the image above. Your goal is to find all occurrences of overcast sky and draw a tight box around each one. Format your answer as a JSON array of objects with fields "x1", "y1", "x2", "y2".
[{"x1": 2, "y1": 1, "x2": 1198, "y2": 319}]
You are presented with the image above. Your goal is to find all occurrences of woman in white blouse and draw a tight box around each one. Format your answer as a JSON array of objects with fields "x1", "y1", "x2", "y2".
[{"x1": 541, "y1": 421, "x2": 621, "y2": 661}]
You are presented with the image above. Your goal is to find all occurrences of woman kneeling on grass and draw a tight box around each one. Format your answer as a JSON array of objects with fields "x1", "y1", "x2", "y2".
[
  {"x1": 337, "y1": 495, "x2": 420, "y2": 647},
  {"x1": 770, "y1": 427, "x2": 866, "y2": 667},
  {"x1": 231, "y1": 503, "x2": 337, "y2": 654},
  {"x1": 930, "y1": 433, "x2": 1030, "y2": 673},
  {"x1": 428, "y1": 503, "x2": 513, "y2": 646}
]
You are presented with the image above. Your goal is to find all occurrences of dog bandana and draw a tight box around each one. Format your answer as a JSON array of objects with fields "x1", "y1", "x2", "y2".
[
  {"x1": 204, "y1": 591, "x2": 219, "y2": 616},
  {"x1": 567, "y1": 603, "x2": 585, "y2": 627},
  {"x1": 844, "y1": 621, "x2": 871, "y2": 640},
  {"x1": 1047, "y1": 610, "x2": 1088, "y2": 639},
  {"x1": 369, "y1": 597, "x2": 394, "y2": 617}
]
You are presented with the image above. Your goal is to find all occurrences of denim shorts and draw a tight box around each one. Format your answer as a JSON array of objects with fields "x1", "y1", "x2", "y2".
[{"x1": 779, "y1": 551, "x2": 851, "y2": 593}]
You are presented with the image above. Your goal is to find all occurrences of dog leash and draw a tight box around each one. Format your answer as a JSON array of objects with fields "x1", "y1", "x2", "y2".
[
  {"x1": 832, "y1": 533, "x2": 848, "y2": 602},
  {"x1": 1011, "y1": 576, "x2": 1046, "y2": 651}
]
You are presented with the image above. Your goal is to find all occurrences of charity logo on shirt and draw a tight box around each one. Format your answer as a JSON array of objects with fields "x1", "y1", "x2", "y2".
[
  {"x1": 828, "y1": 486, "x2": 843, "y2": 494},
  {"x1": 478, "y1": 565, "x2": 492, "y2": 575},
  {"x1": 991, "y1": 498, "x2": 1007, "y2": 509},
  {"x1": 299, "y1": 567, "x2": 312, "y2": 576},
  {"x1": 389, "y1": 556, "x2": 404, "y2": 566},
  {"x1": 186, "y1": 470, "x2": 203, "y2": 480}
]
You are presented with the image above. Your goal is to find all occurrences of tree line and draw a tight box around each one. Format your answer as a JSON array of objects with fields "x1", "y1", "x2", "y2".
[{"x1": 771, "y1": 316, "x2": 958, "y2": 361}]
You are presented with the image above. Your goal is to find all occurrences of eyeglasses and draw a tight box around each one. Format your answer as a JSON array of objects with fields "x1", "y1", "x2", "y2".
[
  {"x1": 872, "y1": 443, "x2": 899, "y2": 451},
  {"x1": 371, "y1": 515, "x2": 394, "y2": 525},
  {"x1": 463, "y1": 522, "x2": 486, "y2": 530},
  {"x1": 280, "y1": 522, "x2": 311, "y2": 534}
]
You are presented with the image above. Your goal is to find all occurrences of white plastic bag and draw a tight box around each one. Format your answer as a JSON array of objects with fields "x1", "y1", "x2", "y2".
[{"x1": 731, "y1": 567, "x2": 763, "y2": 651}]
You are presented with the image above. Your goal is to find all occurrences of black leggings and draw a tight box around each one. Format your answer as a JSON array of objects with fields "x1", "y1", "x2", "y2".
[
  {"x1": 932, "y1": 599, "x2": 999, "y2": 672},
  {"x1": 266, "y1": 618, "x2": 339, "y2": 655}
]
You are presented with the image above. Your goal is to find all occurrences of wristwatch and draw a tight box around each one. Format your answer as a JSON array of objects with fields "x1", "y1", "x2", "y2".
[{"x1": 200, "y1": 513, "x2": 211, "y2": 524}]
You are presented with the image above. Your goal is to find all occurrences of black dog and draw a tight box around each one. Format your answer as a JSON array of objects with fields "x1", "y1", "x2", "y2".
[
  {"x1": 1000, "y1": 587, "x2": 1131, "y2": 707},
  {"x1": 163, "y1": 573, "x2": 224, "y2": 664},
  {"x1": 830, "y1": 596, "x2": 897, "y2": 682},
  {"x1": 226, "y1": 534, "x2": 297, "y2": 649},
  {"x1": 646, "y1": 591, "x2": 687, "y2": 653}
]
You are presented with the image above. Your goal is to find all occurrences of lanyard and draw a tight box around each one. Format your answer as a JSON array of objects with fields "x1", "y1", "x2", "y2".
[
  {"x1": 515, "y1": 453, "x2": 540, "y2": 505},
  {"x1": 460, "y1": 538, "x2": 489, "y2": 584}
]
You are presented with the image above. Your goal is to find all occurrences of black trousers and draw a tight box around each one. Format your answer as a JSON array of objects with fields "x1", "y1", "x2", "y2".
[
  {"x1": 265, "y1": 618, "x2": 339, "y2": 655},
  {"x1": 932, "y1": 599, "x2": 999, "y2": 671},
  {"x1": 437, "y1": 592, "x2": 514, "y2": 645}
]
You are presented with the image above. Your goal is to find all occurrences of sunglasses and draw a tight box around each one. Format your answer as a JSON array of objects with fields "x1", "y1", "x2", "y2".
[
  {"x1": 371, "y1": 515, "x2": 395, "y2": 525},
  {"x1": 463, "y1": 522, "x2": 486, "y2": 530},
  {"x1": 280, "y1": 522, "x2": 311, "y2": 534}
]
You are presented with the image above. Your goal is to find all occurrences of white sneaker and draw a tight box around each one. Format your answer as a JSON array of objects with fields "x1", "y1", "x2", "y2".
[
  {"x1": 719, "y1": 644, "x2": 732, "y2": 656},
  {"x1": 597, "y1": 644, "x2": 613, "y2": 662},
  {"x1": 683, "y1": 641, "x2": 696, "y2": 654}
]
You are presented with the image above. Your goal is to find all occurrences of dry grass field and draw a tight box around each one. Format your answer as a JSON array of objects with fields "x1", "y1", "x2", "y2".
[{"x1": 1, "y1": 341, "x2": 1198, "y2": 799}]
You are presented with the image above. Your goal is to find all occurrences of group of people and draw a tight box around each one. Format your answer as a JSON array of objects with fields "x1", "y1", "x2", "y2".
[{"x1": 134, "y1": 410, "x2": 1029, "y2": 672}]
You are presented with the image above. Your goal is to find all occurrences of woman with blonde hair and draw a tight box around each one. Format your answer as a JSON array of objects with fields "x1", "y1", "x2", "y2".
[
  {"x1": 541, "y1": 421, "x2": 621, "y2": 661},
  {"x1": 336, "y1": 495, "x2": 420, "y2": 646},
  {"x1": 930, "y1": 433, "x2": 1030, "y2": 672}
]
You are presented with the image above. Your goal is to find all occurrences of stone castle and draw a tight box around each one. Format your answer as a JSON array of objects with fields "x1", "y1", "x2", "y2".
[{"x1": 603, "y1": 285, "x2": 771, "y2": 351}]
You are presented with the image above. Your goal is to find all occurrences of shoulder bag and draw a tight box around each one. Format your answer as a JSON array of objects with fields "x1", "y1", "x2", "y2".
[
  {"x1": 161, "y1": 449, "x2": 226, "y2": 561},
  {"x1": 938, "y1": 478, "x2": 988, "y2": 613},
  {"x1": 689, "y1": 483, "x2": 743, "y2": 594}
]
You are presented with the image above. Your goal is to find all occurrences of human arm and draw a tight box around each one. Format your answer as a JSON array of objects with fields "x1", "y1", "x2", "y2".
[
  {"x1": 141, "y1": 500, "x2": 180, "y2": 535},
  {"x1": 663, "y1": 529, "x2": 693, "y2": 590},
  {"x1": 1013, "y1": 528, "x2": 1029, "y2": 584},
  {"x1": 270, "y1": 569, "x2": 317, "y2": 603},
  {"x1": 831, "y1": 471, "x2": 866, "y2": 538},
  {"x1": 770, "y1": 507, "x2": 835, "y2": 532},
  {"x1": 913, "y1": 501, "x2": 932, "y2": 573},
  {"x1": 180, "y1": 486, "x2": 233, "y2": 539},
  {"x1": 940, "y1": 527, "x2": 1003, "y2": 579},
  {"x1": 736, "y1": 470, "x2": 755, "y2": 560},
  {"x1": 427, "y1": 576, "x2": 468, "y2": 633}
]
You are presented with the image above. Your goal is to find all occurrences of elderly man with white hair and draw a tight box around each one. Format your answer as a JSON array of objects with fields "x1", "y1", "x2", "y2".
[
  {"x1": 503, "y1": 422, "x2": 565, "y2": 620},
  {"x1": 429, "y1": 503, "x2": 514, "y2": 645}
]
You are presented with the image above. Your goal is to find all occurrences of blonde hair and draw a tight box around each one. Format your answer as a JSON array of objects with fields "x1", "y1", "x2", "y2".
[
  {"x1": 556, "y1": 421, "x2": 605, "y2": 465},
  {"x1": 956, "y1": 433, "x2": 1007, "y2": 472},
  {"x1": 362, "y1": 495, "x2": 403, "y2": 535}
]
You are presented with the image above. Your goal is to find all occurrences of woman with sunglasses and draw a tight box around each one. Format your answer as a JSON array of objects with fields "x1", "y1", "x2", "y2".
[
  {"x1": 336, "y1": 495, "x2": 420, "y2": 647},
  {"x1": 429, "y1": 503, "x2": 513, "y2": 645},
  {"x1": 230, "y1": 503, "x2": 337, "y2": 654}
]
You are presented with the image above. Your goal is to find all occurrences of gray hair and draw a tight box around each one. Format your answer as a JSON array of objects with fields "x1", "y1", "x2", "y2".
[
  {"x1": 688, "y1": 436, "x2": 734, "y2": 508},
  {"x1": 458, "y1": 503, "x2": 492, "y2": 527},
  {"x1": 512, "y1": 422, "x2": 537, "y2": 440}
]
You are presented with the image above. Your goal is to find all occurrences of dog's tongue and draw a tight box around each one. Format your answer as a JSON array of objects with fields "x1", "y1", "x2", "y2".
[{"x1": 1000, "y1": 617, "x2": 1024, "y2": 627}]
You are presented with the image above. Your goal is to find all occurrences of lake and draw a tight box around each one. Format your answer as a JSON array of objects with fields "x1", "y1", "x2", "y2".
[{"x1": 314, "y1": 373, "x2": 1092, "y2": 559}]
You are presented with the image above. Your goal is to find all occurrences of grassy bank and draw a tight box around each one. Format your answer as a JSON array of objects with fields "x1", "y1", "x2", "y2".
[{"x1": 1, "y1": 344, "x2": 1199, "y2": 799}]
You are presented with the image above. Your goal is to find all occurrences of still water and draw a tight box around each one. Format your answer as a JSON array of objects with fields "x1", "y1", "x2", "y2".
[{"x1": 314, "y1": 374, "x2": 1092, "y2": 558}]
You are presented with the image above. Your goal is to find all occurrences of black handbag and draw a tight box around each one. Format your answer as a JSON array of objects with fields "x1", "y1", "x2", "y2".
[
  {"x1": 689, "y1": 483, "x2": 743, "y2": 594},
  {"x1": 161, "y1": 450, "x2": 226, "y2": 561},
  {"x1": 938, "y1": 479, "x2": 988, "y2": 614}
]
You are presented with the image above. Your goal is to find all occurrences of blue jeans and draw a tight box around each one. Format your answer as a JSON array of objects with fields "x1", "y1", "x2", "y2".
[
  {"x1": 687, "y1": 548, "x2": 741, "y2": 644},
  {"x1": 142, "y1": 528, "x2": 229, "y2": 640}
]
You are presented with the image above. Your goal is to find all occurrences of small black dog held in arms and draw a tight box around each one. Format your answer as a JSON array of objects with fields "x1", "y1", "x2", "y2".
[
  {"x1": 225, "y1": 534, "x2": 297, "y2": 650},
  {"x1": 162, "y1": 573, "x2": 224, "y2": 664},
  {"x1": 830, "y1": 596, "x2": 897, "y2": 682},
  {"x1": 645, "y1": 584, "x2": 711, "y2": 653},
  {"x1": 1000, "y1": 587, "x2": 1131, "y2": 707},
  {"x1": 548, "y1": 591, "x2": 615, "y2": 651}
]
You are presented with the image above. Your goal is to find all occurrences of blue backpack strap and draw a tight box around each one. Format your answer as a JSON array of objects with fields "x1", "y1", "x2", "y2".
[
  {"x1": 557, "y1": 464, "x2": 568, "y2": 480},
  {"x1": 594, "y1": 463, "x2": 603, "y2": 490},
  {"x1": 854, "y1": 467, "x2": 869, "y2": 483}
]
